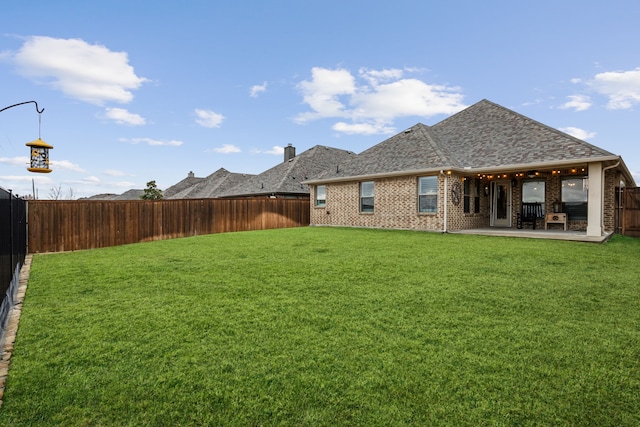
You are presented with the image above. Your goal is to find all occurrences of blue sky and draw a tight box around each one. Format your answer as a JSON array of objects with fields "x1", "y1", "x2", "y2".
[{"x1": 1, "y1": 0, "x2": 639, "y2": 199}]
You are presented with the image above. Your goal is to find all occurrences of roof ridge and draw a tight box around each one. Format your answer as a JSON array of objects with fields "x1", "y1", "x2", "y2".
[
  {"x1": 275, "y1": 147, "x2": 306, "y2": 190},
  {"x1": 414, "y1": 123, "x2": 457, "y2": 167},
  {"x1": 479, "y1": 100, "x2": 614, "y2": 155}
]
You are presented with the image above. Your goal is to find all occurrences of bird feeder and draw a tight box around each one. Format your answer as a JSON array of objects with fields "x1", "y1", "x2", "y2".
[{"x1": 26, "y1": 138, "x2": 54, "y2": 173}]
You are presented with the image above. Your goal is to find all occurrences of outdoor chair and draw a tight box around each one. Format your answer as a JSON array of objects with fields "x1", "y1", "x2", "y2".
[{"x1": 517, "y1": 202, "x2": 544, "y2": 229}]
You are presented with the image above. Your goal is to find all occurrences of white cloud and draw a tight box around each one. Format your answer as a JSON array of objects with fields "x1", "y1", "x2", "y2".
[
  {"x1": 332, "y1": 121, "x2": 395, "y2": 135},
  {"x1": 195, "y1": 109, "x2": 225, "y2": 128},
  {"x1": 212, "y1": 144, "x2": 241, "y2": 154},
  {"x1": 83, "y1": 176, "x2": 101, "y2": 183},
  {"x1": 9, "y1": 36, "x2": 147, "y2": 105},
  {"x1": 50, "y1": 159, "x2": 86, "y2": 173},
  {"x1": 0, "y1": 156, "x2": 29, "y2": 167},
  {"x1": 294, "y1": 66, "x2": 466, "y2": 135},
  {"x1": 351, "y1": 78, "x2": 465, "y2": 121},
  {"x1": 295, "y1": 67, "x2": 356, "y2": 123},
  {"x1": 123, "y1": 137, "x2": 183, "y2": 146},
  {"x1": 264, "y1": 146, "x2": 284, "y2": 155},
  {"x1": 589, "y1": 67, "x2": 640, "y2": 109},
  {"x1": 103, "y1": 108, "x2": 146, "y2": 125},
  {"x1": 0, "y1": 174, "x2": 53, "y2": 185},
  {"x1": 104, "y1": 169, "x2": 130, "y2": 177},
  {"x1": 250, "y1": 82, "x2": 267, "y2": 97},
  {"x1": 559, "y1": 126, "x2": 596, "y2": 141},
  {"x1": 0, "y1": 156, "x2": 84, "y2": 172},
  {"x1": 251, "y1": 146, "x2": 284, "y2": 156},
  {"x1": 559, "y1": 95, "x2": 592, "y2": 112},
  {"x1": 358, "y1": 67, "x2": 404, "y2": 86}
]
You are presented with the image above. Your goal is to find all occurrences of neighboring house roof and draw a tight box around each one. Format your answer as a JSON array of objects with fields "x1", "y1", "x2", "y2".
[
  {"x1": 163, "y1": 173, "x2": 205, "y2": 198},
  {"x1": 164, "y1": 168, "x2": 254, "y2": 199},
  {"x1": 81, "y1": 193, "x2": 119, "y2": 200},
  {"x1": 113, "y1": 189, "x2": 146, "y2": 200},
  {"x1": 306, "y1": 99, "x2": 634, "y2": 184},
  {"x1": 83, "y1": 189, "x2": 145, "y2": 200},
  {"x1": 218, "y1": 145, "x2": 355, "y2": 197}
]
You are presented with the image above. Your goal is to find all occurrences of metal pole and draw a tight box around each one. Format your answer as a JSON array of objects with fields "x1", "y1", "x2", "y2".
[{"x1": 0, "y1": 101, "x2": 44, "y2": 114}]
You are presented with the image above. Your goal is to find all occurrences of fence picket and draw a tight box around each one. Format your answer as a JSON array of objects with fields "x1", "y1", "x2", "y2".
[{"x1": 27, "y1": 198, "x2": 310, "y2": 253}]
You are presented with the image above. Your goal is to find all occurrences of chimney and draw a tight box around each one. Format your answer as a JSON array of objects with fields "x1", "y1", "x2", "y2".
[
  {"x1": 188, "y1": 171, "x2": 195, "y2": 178},
  {"x1": 284, "y1": 144, "x2": 296, "y2": 162}
]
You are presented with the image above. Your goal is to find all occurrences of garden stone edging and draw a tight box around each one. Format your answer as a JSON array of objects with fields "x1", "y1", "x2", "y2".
[{"x1": 0, "y1": 254, "x2": 32, "y2": 410}]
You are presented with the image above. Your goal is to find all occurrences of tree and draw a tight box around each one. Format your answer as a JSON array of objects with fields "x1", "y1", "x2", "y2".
[
  {"x1": 49, "y1": 185, "x2": 76, "y2": 200},
  {"x1": 141, "y1": 180, "x2": 163, "y2": 200}
]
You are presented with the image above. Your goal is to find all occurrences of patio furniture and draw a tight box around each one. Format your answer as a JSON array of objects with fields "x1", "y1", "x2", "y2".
[
  {"x1": 545, "y1": 213, "x2": 567, "y2": 231},
  {"x1": 517, "y1": 202, "x2": 544, "y2": 229}
]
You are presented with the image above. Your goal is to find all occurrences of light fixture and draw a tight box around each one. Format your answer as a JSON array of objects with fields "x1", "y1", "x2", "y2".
[
  {"x1": 527, "y1": 170, "x2": 538, "y2": 178},
  {"x1": 0, "y1": 101, "x2": 53, "y2": 173}
]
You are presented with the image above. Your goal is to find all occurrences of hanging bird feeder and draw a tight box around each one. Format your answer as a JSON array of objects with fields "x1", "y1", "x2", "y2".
[
  {"x1": 0, "y1": 100, "x2": 53, "y2": 173},
  {"x1": 26, "y1": 138, "x2": 54, "y2": 173}
]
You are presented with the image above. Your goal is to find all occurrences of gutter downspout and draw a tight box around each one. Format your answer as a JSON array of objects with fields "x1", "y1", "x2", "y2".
[
  {"x1": 601, "y1": 160, "x2": 620, "y2": 233},
  {"x1": 442, "y1": 171, "x2": 448, "y2": 233}
]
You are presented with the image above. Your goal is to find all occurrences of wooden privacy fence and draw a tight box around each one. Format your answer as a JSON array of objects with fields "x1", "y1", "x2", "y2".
[
  {"x1": 621, "y1": 187, "x2": 640, "y2": 238},
  {"x1": 28, "y1": 198, "x2": 310, "y2": 253}
]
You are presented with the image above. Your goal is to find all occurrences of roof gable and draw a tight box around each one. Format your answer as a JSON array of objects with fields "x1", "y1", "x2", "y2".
[
  {"x1": 317, "y1": 124, "x2": 454, "y2": 180},
  {"x1": 432, "y1": 99, "x2": 615, "y2": 168},
  {"x1": 219, "y1": 145, "x2": 355, "y2": 197},
  {"x1": 166, "y1": 168, "x2": 255, "y2": 199},
  {"x1": 163, "y1": 174, "x2": 205, "y2": 198},
  {"x1": 308, "y1": 99, "x2": 620, "y2": 183}
]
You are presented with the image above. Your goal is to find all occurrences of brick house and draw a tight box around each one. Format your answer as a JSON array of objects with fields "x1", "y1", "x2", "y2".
[{"x1": 304, "y1": 100, "x2": 635, "y2": 237}]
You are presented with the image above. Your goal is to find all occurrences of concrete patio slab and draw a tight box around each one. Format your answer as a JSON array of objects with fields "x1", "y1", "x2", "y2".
[{"x1": 449, "y1": 228, "x2": 613, "y2": 243}]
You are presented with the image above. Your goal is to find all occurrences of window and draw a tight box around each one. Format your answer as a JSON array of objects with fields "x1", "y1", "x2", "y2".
[
  {"x1": 562, "y1": 177, "x2": 588, "y2": 220},
  {"x1": 418, "y1": 176, "x2": 438, "y2": 213},
  {"x1": 315, "y1": 185, "x2": 326, "y2": 207},
  {"x1": 522, "y1": 180, "x2": 545, "y2": 211},
  {"x1": 463, "y1": 179, "x2": 481, "y2": 214},
  {"x1": 360, "y1": 181, "x2": 374, "y2": 213}
]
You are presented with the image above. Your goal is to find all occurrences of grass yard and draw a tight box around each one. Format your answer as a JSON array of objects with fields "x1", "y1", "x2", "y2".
[{"x1": 1, "y1": 227, "x2": 639, "y2": 426}]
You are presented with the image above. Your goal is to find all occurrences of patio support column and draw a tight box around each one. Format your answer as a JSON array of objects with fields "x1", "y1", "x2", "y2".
[{"x1": 587, "y1": 162, "x2": 603, "y2": 237}]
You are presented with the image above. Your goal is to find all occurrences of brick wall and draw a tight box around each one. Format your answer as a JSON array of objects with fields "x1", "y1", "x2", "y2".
[
  {"x1": 310, "y1": 168, "x2": 619, "y2": 233},
  {"x1": 603, "y1": 169, "x2": 618, "y2": 232},
  {"x1": 311, "y1": 174, "x2": 490, "y2": 231}
]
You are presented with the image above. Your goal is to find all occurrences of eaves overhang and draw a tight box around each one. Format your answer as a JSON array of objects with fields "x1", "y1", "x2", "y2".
[
  {"x1": 217, "y1": 190, "x2": 310, "y2": 198},
  {"x1": 303, "y1": 166, "x2": 452, "y2": 185},
  {"x1": 303, "y1": 155, "x2": 635, "y2": 185},
  {"x1": 454, "y1": 156, "x2": 621, "y2": 175}
]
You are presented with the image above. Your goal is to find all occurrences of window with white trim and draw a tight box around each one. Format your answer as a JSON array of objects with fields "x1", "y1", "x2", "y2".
[
  {"x1": 315, "y1": 185, "x2": 326, "y2": 207},
  {"x1": 522, "y1": 180, "x2": 545, "y2": 211},
  {"x1": 360, "y1": 181, "x2": 374, "y2": 213},
  {"x1": 463, "y1": 179, "x2": 482, "y2": 214},
  {"x1": 562, "y1": 177, "x2": 588, "y2": 220},
  {"x1": 418, "y1": 176, "x2": 438, "y2": 213}
]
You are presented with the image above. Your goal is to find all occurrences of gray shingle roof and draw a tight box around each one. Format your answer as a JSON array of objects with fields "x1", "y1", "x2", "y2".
[
  {"x1": 308, "y1": 99, "x2": 619, "y2": 182},
  {"x1": 218, "y1": 145, "x2": 355, "y2": 197},
  {"x1": 83, "y1": 189, "x2": 146, "y2": 200},
  {"x1": 163, "y1": 175, "x2": 205, "y2": 198},
  {"x1": 431, "y1": 99, "x2": 615, "y2": 168},
  {"x1": 165, "y1": 168, "x2": 255, "y2": 199}
]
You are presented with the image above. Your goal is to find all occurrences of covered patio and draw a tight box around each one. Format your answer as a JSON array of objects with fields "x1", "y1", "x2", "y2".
[{"x1": 449, "y1": 227, "x2": 613, "y2": 243}]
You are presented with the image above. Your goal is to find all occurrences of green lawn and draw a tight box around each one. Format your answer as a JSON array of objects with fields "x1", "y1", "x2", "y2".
[{"x1": 1, "y1": 227, "x2": 639, "y2": 426}]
